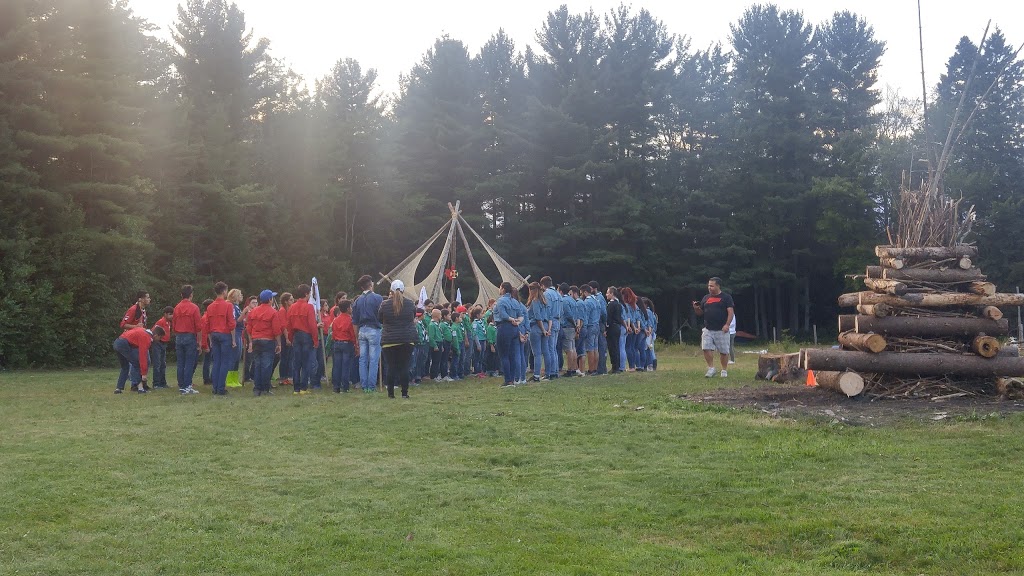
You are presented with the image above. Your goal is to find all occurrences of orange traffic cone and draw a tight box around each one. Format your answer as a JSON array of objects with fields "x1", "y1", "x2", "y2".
[{"x1": 806, "y1": 369, "x2": 818, "y2": 387}]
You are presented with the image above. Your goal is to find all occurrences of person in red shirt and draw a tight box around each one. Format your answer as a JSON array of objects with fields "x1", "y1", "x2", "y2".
[
  {"x1": 200, "y1": 299, "x2": 214, "y2": 385},
  {"x1": 287, "y1": 284, "x2": 318, "y2": 394},
  {"x1": 150, "y1": 306, "x2": 173, "y2": 389},
  {"x1": 113, "y1": 326, "x2": 160, "y2": 394},
  {"x1": 330, "y1": 299, "x2": 356, "y2": 392},
  {"x1": 274, "y1": 293, "x2": 293, "y2": 387},
  {"x1": 203, "y1": 281, "x2": 237, "y2": 395},
  {"x1": 120, "y1": 290, "x2": 151, "y2": 331},
  {"x1": 173, "y1": 285, "x2": 203, "y2": 394},
  {"x1": 246, "y1": 289, "x2": 283, "y2": 396}
]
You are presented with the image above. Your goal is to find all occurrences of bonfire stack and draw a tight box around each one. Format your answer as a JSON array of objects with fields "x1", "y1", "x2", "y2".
[{"x1": 802, "y1": 244, "x2": 1024, "y2": 398}]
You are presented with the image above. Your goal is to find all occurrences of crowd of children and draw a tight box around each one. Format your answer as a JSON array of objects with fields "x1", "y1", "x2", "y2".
[{"x1": 111, "y1": 276, "x2": 662, "y2": 396}]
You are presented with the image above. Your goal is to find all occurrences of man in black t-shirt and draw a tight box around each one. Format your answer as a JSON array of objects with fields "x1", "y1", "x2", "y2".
[{"x1": 692, "y1": 277, "x2": 734, "y2": 378}]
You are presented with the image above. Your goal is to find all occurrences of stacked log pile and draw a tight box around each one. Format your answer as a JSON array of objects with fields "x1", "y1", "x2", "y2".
[{"x1": 803, "y1": 244, "x2": 1024, "y2": 399}]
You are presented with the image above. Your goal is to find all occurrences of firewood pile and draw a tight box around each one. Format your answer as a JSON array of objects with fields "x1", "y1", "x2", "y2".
[{"x1": 801, "y1": 189, "x2": 1024, "y2": 399}]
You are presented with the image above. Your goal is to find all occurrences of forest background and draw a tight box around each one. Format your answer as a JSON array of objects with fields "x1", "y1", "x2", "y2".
[{"x1": 1, "y1": 0, "x2": 1022, "y2": 367}]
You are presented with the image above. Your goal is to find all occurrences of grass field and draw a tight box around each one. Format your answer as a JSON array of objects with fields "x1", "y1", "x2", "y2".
[{"x1": 1, "y1": 344, "x2": 1023, "y2": 575}]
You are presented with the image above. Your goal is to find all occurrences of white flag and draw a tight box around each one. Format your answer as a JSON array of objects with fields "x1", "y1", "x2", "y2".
[
  {"x1": 311, "y1": 277, "x2": 322, "y2": 319},
  {"x1": 418, "y1": 286, "x2": 428, "y2": 308},
  {"x1": 456, "y1": 288, "x2": 462, "y2": 305}
]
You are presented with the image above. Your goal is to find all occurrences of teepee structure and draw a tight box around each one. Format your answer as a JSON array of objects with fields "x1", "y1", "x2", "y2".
[{"x1": 379, "y1": 202, "x2": 526, "y2": 306}]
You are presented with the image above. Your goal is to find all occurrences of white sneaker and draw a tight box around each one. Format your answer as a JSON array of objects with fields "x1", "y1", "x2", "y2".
[
  {"x1": 720, "y1": 370, "x2": 728, "y2": 378},
  {"x1": 444, "y1": 377, "x2": 454, "y2": 382},
  {"x1": 704, "y1": 367, "x2": 717, "y2": 378},
  {"x1": 728, "y1": 360, "x2": 736, "y2": 365},
  {"x1": 184, "y1": 386, "x2": 199, "y2": 394}
]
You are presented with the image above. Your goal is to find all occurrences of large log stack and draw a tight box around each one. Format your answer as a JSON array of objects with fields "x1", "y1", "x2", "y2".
[{"x1": 803, "y1": 244, "x2": 1024, "y2": 398}]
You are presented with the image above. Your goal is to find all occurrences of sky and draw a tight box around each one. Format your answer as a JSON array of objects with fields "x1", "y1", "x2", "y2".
[{"x1": 127, "y1": 0, "x2": 1024, "y2": 100}]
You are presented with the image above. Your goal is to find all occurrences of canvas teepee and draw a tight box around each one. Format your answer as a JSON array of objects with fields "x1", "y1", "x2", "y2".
[{"x1": 379, "y1": 202, "x2": 526, "y2": 306}]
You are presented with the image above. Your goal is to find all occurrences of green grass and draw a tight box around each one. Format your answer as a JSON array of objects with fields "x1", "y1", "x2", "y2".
[{"x1": 1, "y1": 344, "x2": 1023, "y2": 575}]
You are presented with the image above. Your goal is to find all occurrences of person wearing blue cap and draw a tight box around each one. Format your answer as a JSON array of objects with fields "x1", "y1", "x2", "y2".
[{"x1": 246, "y1": 290, "x2": 283, "y2": 396}]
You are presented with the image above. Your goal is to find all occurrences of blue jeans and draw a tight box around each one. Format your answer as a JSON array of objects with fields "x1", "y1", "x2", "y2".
[
  {"x1": 528, "y1": 324, "x2": 546, "y2": 378},
  {"x1": 175, "y1": 333, "x2": 198, "y2": 389},
  {"x1": 314, "y1": 340, "x2": 325, "y2": 387},
  {"x1": 278, "y1": 342, "x2": 292, "y2": 381},
  {"x1": 518, "y1": 337, "x2": 528, "y2": 382},
  {"x1": 113, "y1": 337, "x2": 142, "y2": 391},
  {"x1": 625, "y1": 331, "x2": 638, "y2": 369},
  {"x1": 209, "y1": 332, "x2": 233, "y2": 394},
  {"x1": 635, "y1": 332, "x2": 648, "y2": 369},
  {"x1": 496, "y1": 323, "x2": 518, "y2": 384},
  {"x1": 439, "y1": 341, "x2": 450, "y2": 378},
  {"x1": 332, "y1": 341, "x2": 355, "y2": 391},
  {"x1": 203, "y1": 349, "x2": 212, "y2": 383},
  {"x1": 252, "y1": 339, "x2": 276, "y2": 393},
  {"x1": 461, "y1": 342, "x2": 472, "y2": 376},
  {"x1": 292, "y1": 331, "x2": 314, "y2": 392},
  {"x1": 545, "y1": 320, "x2": 560, "y2": 377},
  {"x1": 358, "y1": 326, "x2": 382, "y2": 390},
  {"x1": 617, "y1": 325, "x2": 628, "y2": 372},
  {"x1": 597, "y1": 327, "x2": 608, "y2": 374},
  {"x1": 151, "y1": 340, "x2": 167, "y2": 387}
]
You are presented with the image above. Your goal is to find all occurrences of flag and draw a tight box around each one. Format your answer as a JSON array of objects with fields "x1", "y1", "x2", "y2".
[
  {"x1": 418, "y1": 286, "x2": 428, "y2": 308},
  {"x1": 456, "y1": 288, "x2": 462, "y2": 305},
  {"x1": 311, "y1": 276, "x2": 321, "y2": 320}
]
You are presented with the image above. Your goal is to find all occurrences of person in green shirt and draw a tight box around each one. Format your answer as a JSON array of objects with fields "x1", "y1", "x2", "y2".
[
  {"x1": 450, "y1": 311, "x2": 465, "y2": 380},
  {"x1": 428, "y1": 309, "x2": 443, "y2": 380},
  {"x1": 460, "y1": 308, "x2": 473, "y2": 378},
  {"x1": 471, "y1": 308, "x2": 487, "y2": 376},
  {"x1": 439, "y1": 310, "x2": 453, "y2": 381},
  {"x1": 485, "y1": 316, "x2": 498, "y2": 377}
]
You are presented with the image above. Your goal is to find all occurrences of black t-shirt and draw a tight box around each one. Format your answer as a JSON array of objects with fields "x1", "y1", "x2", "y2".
[{"x1": 700, "y1": 292, "x2": 734, "y2": 330}]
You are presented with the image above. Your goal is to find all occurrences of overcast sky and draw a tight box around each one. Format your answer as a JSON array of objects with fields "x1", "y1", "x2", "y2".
[{"x1": 128, "y1": 0, "x2": 1023, "y2": 100}]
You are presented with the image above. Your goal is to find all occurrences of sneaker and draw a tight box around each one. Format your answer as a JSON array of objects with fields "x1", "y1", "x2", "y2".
[
  {"x1": 434, "y1": 377, "x2": 443, "y2": 382},
  {"x1": 444, "y1": 377, "x2": 454, "y2": 382},
  {"x1": 720, "y1": 370, "x2": 728, "y2": 378},
  {"x1": 293, "y1": 391, "x2": 301, "y2": 395},
  {"x1": 137, "y1": 388, "x2": 148, "y2": 394},
  {"x1": 530, "y1": 376, "x2": 542, "y2": 383},
  {"x1": 728, "y1": 360, "x2": 736, "y2": 365},
  {"x1": 114, "y1": 389, "x2": 123, "y2": 394},
  {"x1": 704, "y1": 367, "x2": 717, "y2": 378},
  {"x1": 299, "y1": 390, "x2": 311, "y2": 395},
  {"x1": 186, "y1": 387, "x2": 200, "y2": 394},
  {"x1": 402, "y1": 394, "x2": 410, "y2": 399},
  {"x1": 575, "y1": 370, "x2": 584, "y2": 377},
  {"x1": 501, "y1": 382, "x2": 516, "y2": 388}
]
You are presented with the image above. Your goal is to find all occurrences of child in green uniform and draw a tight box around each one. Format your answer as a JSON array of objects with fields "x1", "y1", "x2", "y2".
[{"x1": 439, "y1": 310, "x2": 453, "y2": 381}]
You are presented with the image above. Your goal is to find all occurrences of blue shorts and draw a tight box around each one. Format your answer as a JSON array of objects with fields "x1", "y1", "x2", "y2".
[{"x1": 583, "y1": 325, "x2": 598, "y2": 352}]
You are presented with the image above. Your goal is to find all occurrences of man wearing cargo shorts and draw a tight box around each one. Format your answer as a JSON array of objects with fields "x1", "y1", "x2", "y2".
[{"x1": 693, "y1": 277, "x2": 734, "y2": 378}]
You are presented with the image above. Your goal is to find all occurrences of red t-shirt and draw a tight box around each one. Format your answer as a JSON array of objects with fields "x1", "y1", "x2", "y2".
[
  {"x1": 121, "y1": 327, "x2": 152, "y2": 374},
  {"x1": 173, "y1": 299, "x2": 201, "y2": 335},
  {"x1": 331, "y1": 313, "x2": 356, "y2": 343},
  {"x1": 275, "y1": 306, "x2": 291, "y2": 342},
  {"x1": 288, "y1": 299, "x2": 318, "y2": 347},
  {"x1": 153, "y1": 317, "x2": 171, "y2": 343},
  {"x1": 246, "y1": 303, "x2": 283, "y2": 340},
  {"x1": 203, "y1": 298, "x2": 236, "y2": 335}
]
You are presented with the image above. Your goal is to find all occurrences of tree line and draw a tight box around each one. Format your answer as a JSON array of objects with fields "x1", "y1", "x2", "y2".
[{"x1": 1, "y1": 0, "x2": 1022, "y2": 367}]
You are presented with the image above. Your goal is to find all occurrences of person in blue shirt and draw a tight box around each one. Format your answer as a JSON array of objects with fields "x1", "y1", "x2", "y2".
[
  {"x1": 643, "y1": 297, "x2": 658, "y2": 371},
  {"x1": 493, "y1": 282, "x2": 525, "y2": 387},
  {"x1": 351, "y1": 275, "x2": 384, "y2": 391},
  {"x1": 636, "y1": 297, "x2": 652, "y2": 371},
  {"x1": 540, "y1": 276, "x2": 562, "y2": 380},
  {"x1": 588, "y1": 281, "x2": 608, "y2": 375},
  {"x1": 557, "y1": 283, "x2": 579, "y2": 377},
  {"x1": 578, "y1": 285, "x2": 597, "y2": 374},
  {"x1": 621, "y1": 287, "x2": 640, "y2": 371},
  {"x1": 525, "y1": 282, "x2": 550, "y2": 382},
  {"x1": 570, "y1": 286, "x2": 586, "y2": 374}
]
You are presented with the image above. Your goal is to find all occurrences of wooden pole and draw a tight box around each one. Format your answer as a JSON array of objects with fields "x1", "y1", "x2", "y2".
[
  {"x1": 814, "y1": 371, "x2": 865, "y2": 397},
  {"x1": 838, "y1": 291, "x2": 1024, "y2": 308},
  {"x1": 856, "y1": 304, "x2": 894, "y2": 317},
  {"x1": 804, "y1": 349, "x2": 1024, "y2": 377},
  {"x1": 874, "y1": 245, "x2": 979, "y2": 259},
  {"x1": 879, "y1": 257, "x2": 905, "y2": 270},
  {"x1": 863, "y1": 278, "x2": 908, "y2": 295},
  {"x1": 838, "y1": 331, "x2": 887, "y2": 353},
  {"x1": 865, "y1": 266, "x2": 985, "y2": 282},
  {"x1": 852, "y1": 315, "x2": 1008, "y2": 337}
]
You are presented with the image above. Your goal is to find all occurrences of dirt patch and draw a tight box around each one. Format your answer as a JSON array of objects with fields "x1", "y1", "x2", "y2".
[{"x1": 682, "y1": 382, "x2": 1024, "y2": 426}]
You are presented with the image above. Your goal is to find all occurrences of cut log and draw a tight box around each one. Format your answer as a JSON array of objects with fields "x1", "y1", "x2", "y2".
[
  {"x1": 865, "y1": 266, "x2": 985, "y2": 282},
  {"x1": 863, "y1": 278, "x2": 908, "y2": 295},
  {"x1": 814, "y1": 371, "x2": 865, "y2": 397},
  {"x1": 837, "y1": 291, "x2": 1024, "y2": 308},
  {"x1": 980, "y1": 306, "x2": 1004, "y2": 320},
  {"x1": 959, "y1": 257, "x2": 973, "y2": 270},
  {"x1": 803, "y1": 349, "x2": 1024, "y2": 377},
  {"x1": 875, "y1": 245, "x2": 979, "y2": 259},
  {"x1": 856, "y1": 304, "x2": 894, "y2": 317},
  {"x1": 755, "y1": 352, "x2": 804, "y2": 382},
  {"x1": 971, "y1": 336, "x2": 1000, "y2": 358},
  {"x1": 839, "y1": 315, "x2": 857, "y2": 333},
  {"x1": 879, "y1": 257, "x2": 905, "y2": 270},
  {"x1": 838, "y1": 331, "x2": 887, "y2": 353},
  {"x1": 967, "y1": 281, "x2": 996, "y2": 296},
  {"x1": 852, "y1": 315, "x2": 1008, "y2": 337},
  {"x1": 996, "y1": 378, "x2": 1024, "y2": 400},
  {"x1": 998, "y1": 345, "x2": 1020, "y2": 358}
]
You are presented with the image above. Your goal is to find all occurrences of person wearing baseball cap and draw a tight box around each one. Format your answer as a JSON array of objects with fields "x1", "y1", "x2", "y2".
[
  {"x1": 378, "y1": 279, "x2": 416, "y2": 398},
  {"x1": 245, "y1": 289, "x2": 282, "y2": 396}
]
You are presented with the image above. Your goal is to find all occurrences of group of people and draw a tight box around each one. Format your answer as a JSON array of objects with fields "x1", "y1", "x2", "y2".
[{"x1": 111, "y1": 274, "x2": 736, "y2": 397}]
